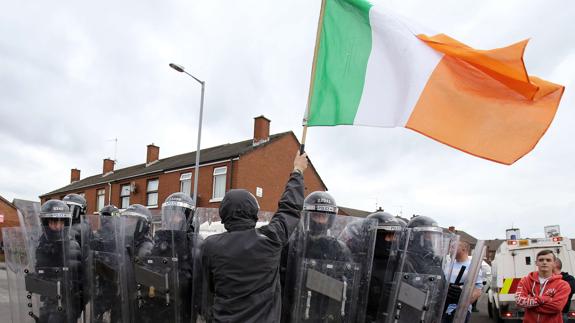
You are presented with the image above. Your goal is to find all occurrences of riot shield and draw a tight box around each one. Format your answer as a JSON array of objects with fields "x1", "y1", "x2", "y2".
[
  {"x1": 85, "y1": 215, "x2": 128, "y2": 323},
  {"x1": 285, "y1": 212, "x2": 377, "y2": 322},
  {"x1": 130, "y1": 221, "x2": 201, "y2": 323},
  {"x1": 452, "y1": 240, "x2": 486, "y2": 322},
  {"x1": 381, "y1": 228, "x2": 458, "y2": 323},
  {"x1": 17, "y1": 205, "x2": 41, "y2": 233},
  {"x1": 3, "y1": 225, "x2": 82, "y2": 323}
]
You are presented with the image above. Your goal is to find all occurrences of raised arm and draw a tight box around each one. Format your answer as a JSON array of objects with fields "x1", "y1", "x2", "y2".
[{"x1": 258, "y1": 152, "x2": 308, "y2": 246}]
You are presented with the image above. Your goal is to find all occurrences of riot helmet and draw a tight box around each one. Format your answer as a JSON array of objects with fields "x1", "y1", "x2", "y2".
[
  {"x1": 368, "y1": 211, "x2": 402, "y2": 259},
  {"x1": 339, "y1": 219, "x2": 371, "y2": 254},
  {"x1": 161, "y1": 192, "x2": 196, "y2": 231},
  {"x1": 40, "y1": 199, "x2": 72, "y2": 240},
  {"x1": 122, "y1": 204, "x2": 153, "y2": 242},
  {"x1": 99, "y1": 204, "x2": 120, "y2": 217},
  {"x1": 303, "y1": 191, "x2": 338, "y2": 236},
  {"x1": 406, "y1": 215, "x2": 443, "y2": 256},
  {"x1": 63, "y1": 193, "x2": 87, "y2": 225}
]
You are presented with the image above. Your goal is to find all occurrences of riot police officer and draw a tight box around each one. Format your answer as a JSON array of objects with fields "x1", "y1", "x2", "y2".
[
  {"x1": 99, "y1": 204, "x2": 120, "y2": 217},
  {"x1": 121, "y1": 204, "x2": 153, "y2": 258},
  {"x1": 364, "y1": 212, "x2": 402, "y2": 322},
  {"x1": 89, "y1": 204, "x2": 124, "y2": 323},
  {"x1": 302, "y1": 191, "x2": 350, "y2": 261},
  {"x1": 382, "y1": 215, "x2": 458, "y2": 323},
  {"x1": 133, "y1": 192, "x2": 198, "y2": 323},
  {"x1": 34, "y1": 199, "x2": 82, "y2": 323},
  {"x1": 404, "y1": 215, "x2": 445, "y2": 274},
  {"x1": 63, "y1": 193, "x2": 90, "y2": 320},
  {"x1": 283, "y1": 191, "x2": 355, "y2": 322},
  {"x1": 62, "y1": 193, "x2": 87, "y2": 238}
]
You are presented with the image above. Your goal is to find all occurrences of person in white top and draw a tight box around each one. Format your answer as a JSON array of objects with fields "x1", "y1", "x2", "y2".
[{"x1": 442, "y1": 241, "x2": 483, "y2": 323}]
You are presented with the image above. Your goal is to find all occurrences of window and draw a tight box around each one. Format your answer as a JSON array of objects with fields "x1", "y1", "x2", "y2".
[
  {"x1": 120, "y1": 184, "x2": 131, "y2": 209},
  {"x1": 180, "y1": 173, "x2": 192, "y2": 197},
  {"x1": 147, "y1": 179, "x2": 159, "y2": 207},
  {"x1": 96, "y1": 189, "x2": 105, "y2": 211},
  {"x1": 212, "y1": 167, "x2": 227, "y2": 200}
]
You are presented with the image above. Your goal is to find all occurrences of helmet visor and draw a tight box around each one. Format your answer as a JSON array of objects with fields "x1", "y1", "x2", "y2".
[
  {"x1": 411, "y1": 227, "x2": 446, "y2": 255},
  {"x1": 161, "y1": 205, "x2": 191, "y2": 231}
]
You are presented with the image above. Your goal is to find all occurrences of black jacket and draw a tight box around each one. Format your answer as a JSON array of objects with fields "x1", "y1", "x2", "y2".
[
  {"x1": 202, "y1": 172, "x2": 304, "y2": 323},
  {"x1": 561, "y1": 272, "x2": 575, "y2": 313}
]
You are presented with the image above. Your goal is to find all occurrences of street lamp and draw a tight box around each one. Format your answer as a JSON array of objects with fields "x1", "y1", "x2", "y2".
[{"x1": 169, "y1": 63, "x2": 205, "y2": 208}]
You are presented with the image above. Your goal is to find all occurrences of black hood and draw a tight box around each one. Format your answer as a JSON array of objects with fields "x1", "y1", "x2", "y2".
[{"x1": 219, "y1": 189, "x2": 259, "y2": 232}]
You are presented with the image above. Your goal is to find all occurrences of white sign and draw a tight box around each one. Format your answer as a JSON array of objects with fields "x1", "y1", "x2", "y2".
[
  {"x1": 544, "y1": 225, "x2": 561, "y2": 238},
  {"x1": 256, "y1": 187, "x2": 263, "y2": 198},
  {"x1": 0, "y1": 213, "x2": 4, "y2": 223}
]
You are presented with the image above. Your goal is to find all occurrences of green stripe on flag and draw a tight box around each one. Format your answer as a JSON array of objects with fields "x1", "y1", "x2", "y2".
[{"x1": 307, "y1": 0, "x2": 373, "y2": 126}]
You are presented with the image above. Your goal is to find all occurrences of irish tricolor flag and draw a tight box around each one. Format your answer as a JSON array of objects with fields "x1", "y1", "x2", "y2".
[{"x1": 305, "y1": 0, "x2": 564, "y2": 165}]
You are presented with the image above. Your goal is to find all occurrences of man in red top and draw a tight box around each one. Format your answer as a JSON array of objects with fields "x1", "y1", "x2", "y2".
[{"x1": 515, "y1": 249, "x2": 570, "y2": 323}]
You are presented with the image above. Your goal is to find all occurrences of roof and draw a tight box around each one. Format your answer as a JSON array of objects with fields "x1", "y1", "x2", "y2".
[
  {"x1": 338, "y1": 206, "x2": 371, "y2": 218},
  {"x1": 444, "y1": 228, "x2": 477, "y2": 245},
  {"x1": 484, "y1": 239, "x2": 505, "y2": 251},
  {"x1": 42, "y1": 132, "x2": 292, "y2": 197},
  {"x1": 0, "y1": 195, "x2": 16, "y2": 209}
]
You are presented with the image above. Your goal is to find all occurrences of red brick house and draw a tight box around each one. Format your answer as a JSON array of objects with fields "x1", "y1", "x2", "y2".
[
  {"x1": 0, "y1": 195, "x2": 20, "y2": 256},
  {"x1": 40, "y1": 116, "x2": 328, "y2": 215}
]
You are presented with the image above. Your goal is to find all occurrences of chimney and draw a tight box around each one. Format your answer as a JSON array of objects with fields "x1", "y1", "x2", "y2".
[
  {"x1": 103, "y1": 158, "x2": 115, "y2": 174},
  {"x1": 253, "y1": 115, "x2": 270, "y2": 146},
  {"x1": 146, "y1": 144, "x2": 160, "y2": 165},
  {"x1": 448, "y1": 226, "x2": 456, "y2": 232},
  {"x1": 70, "y1": 168, "x2": 81, "y2": 183}
]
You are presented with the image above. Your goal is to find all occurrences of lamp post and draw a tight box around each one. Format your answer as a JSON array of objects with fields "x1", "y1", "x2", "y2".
[{"x1": 169, "y1": 63, "x2": 205, "y2": 208}]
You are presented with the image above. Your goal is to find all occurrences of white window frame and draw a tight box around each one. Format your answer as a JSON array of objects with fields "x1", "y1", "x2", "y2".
[
  {"x1": 146, "y1": 179, "x2": 159, "y2": 207},
  {"x1": 120, "y1": 184, "x2": 131, "y2": 209},
  {"x1": 210, "y1": 166, "x2": 227, "y2": 202},
  {"x1": 180, "y1": 173, "x2": 192, "y2": 197},
  {"x1": 96, "y1": 189, "x2": 105, "y2": 212}
]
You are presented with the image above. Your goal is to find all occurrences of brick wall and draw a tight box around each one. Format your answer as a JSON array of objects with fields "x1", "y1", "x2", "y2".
[
  {"x1": 42, "y1": 160, "x2": 234, "y2": 214},
  {"x1": 235, "y1": 133, "x2": 327, "y2": 212},
  {"x1": 0, "y1": 198, "x2": 19, "y2": 245},
  {"x1": 40, "y1": 134, "x2": 328, "y2": 215}
]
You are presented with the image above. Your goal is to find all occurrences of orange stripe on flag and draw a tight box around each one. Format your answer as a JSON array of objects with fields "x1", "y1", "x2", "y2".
[
  {"x1": 406, "y1": 38, "x2": 564, "y2": 164},
  {"x1": 417, "y1": 34, "x2": 538, "y2": 100}
]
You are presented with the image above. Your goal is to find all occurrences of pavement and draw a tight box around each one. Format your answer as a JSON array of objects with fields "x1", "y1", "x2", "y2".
[
  {"x1": 470, "y1": 294, "x2": 496, "y2": 323},
  {"x1": 0, "y1": 263, "x2": 500, "y2": 323}
]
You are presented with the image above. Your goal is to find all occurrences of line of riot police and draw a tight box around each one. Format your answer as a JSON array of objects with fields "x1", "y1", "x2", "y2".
[{"x1": 4, "y1": 189, "x2": 473, "y2": 323}]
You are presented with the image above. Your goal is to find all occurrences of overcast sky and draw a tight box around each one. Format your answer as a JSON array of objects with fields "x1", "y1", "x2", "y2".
[{"x1": 1, "y1": 0, "x2": 573, "y2": 239}]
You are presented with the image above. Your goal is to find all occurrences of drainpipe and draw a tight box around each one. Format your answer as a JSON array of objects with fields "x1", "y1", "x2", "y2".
[
  {"x1": 108, "y1": 182, "x2": 112, "y2": 205},
  {"x1": 229, "y1": 158, "x2": 234, "y2": 189}
]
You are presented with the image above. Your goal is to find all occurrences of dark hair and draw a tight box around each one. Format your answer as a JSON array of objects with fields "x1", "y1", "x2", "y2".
[
  {"x1": 536, "y1": 249, "x2": 556, "y2": 261},
  {"x1": 556, "y1": 258, "x2": 563, "y2": 270}
]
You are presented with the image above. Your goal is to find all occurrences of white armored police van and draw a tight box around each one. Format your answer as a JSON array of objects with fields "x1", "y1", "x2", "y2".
[{"x1": 488, "y1": 226, "x2": 575, "y2": 322}]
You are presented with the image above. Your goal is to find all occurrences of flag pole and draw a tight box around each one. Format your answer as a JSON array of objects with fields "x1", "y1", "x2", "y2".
[{"x1": 301, "y1": 0, "x2": 326, "y2": 154}]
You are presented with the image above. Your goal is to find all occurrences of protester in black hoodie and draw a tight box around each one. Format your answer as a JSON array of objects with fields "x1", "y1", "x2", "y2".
[
  {"x1": 554, "y1": 258, "x2": 575, "y2": 321},
  {"x1": 201, "y1": 151, "x2": 307, "y2": 323}
]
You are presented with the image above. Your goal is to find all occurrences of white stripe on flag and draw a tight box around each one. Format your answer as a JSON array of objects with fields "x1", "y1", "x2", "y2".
[{"x1": 354, "y1": 5, "x2": 442, "y2": 127}]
